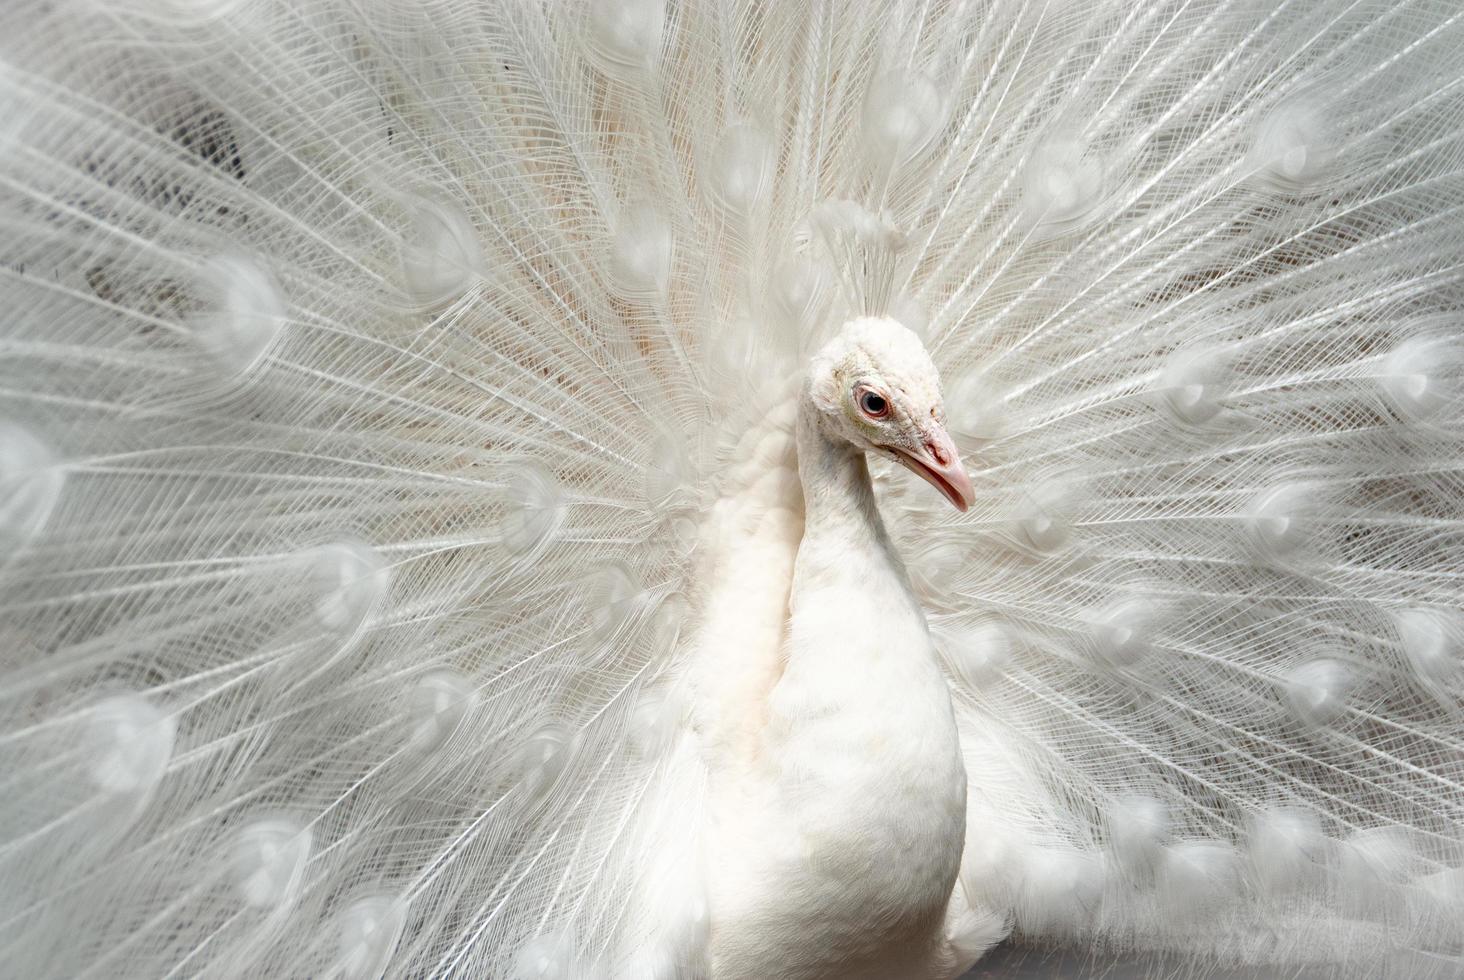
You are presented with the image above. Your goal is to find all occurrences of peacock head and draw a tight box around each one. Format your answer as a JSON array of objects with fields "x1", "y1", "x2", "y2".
[{"x1": 806, "y1": 316, "x2": 975, "y2": 512}]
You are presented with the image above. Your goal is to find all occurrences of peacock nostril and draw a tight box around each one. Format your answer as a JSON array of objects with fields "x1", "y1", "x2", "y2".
[{"x1": 925, "y1": 439, "x2": 948, "y2": 465}]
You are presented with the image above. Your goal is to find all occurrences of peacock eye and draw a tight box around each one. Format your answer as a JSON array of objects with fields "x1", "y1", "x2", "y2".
[{"x1": 858, "y1": 389, "x2": 889, "y2": 418}]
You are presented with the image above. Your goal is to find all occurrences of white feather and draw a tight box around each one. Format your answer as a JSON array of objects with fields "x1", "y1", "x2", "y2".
[{"x1": 2, "y1": 0, "x2": 1463, "y2": 976}]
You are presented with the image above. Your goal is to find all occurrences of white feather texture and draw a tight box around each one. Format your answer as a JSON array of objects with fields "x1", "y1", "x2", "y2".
[{"x1": 1, "y1": 0, "x2": 1463, "y2": 977}]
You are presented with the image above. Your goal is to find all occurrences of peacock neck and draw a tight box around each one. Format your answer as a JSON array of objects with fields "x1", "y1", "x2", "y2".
[{"x1": 795, "y1": 392, "x2": 893, "y2": 562}]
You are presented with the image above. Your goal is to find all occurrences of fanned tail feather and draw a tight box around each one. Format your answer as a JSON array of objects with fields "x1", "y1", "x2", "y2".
[{"x1": 1, "y1": 0, "x2": 1462, "y2": 976}]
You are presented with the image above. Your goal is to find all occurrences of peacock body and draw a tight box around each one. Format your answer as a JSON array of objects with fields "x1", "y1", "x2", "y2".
[{"x1": 2, "y1": 0, "x2": 1463, "y2": 977}]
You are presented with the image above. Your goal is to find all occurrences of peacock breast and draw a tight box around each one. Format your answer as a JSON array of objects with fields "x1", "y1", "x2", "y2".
[{"x1": 707, "y1": 570, "x2": 967, "y2": 978}]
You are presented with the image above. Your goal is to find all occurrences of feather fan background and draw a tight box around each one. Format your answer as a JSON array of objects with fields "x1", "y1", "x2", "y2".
[{"x1": 1, "y1": 0, "x2": 1463, "y2": 976}]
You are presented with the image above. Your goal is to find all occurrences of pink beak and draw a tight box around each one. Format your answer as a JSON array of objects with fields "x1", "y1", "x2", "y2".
[{"x1": 892, "y1": 425, "x2": 975, "y2": 512}]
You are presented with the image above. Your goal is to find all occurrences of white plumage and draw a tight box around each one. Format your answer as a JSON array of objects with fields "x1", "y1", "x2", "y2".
[
  {"x1": 1, "y1": 0, "x2": 1463, "y2": 977},
  {"x1": 696, "y1": 318, "x2": 996, "y2": 979}
]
